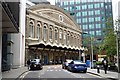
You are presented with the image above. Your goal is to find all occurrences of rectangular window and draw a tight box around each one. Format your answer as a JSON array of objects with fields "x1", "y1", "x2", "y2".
[
  {"x1": 82, "y1": 11, "x2": 87, "y2": 16},
  {"x1": 89, "y1": 17, "x2": 94, "y2": 22},
  {"x1": 89, "y1": 24, "x2": 94, "y2": 29},
  {"x1": 95, "y1": 10, "x2": 100, "y2": 15},
  {"x1": 76, "y1": 18, "x2": 81, "y2": 23},
  {"x1": 94, "y1": 3, "x2": 100, "y2": 8},
  {"x1": 88, "y1": 4, "x2": 93, "y2": 9},
  {"x1": 76, "y1": 12, "x2": 81, "y2": 17},
  {"x1": 96, "y1": 24, "x2": 101, "y2": 29},
  {"x1": 95, "y1": 17, "x2": 101, "y2": 21},
  {"x1": 83, "y1": 25, "x2": 88, "y2": 30},
  {"x1": 101, "y1": 3, "x2": 104, "y2": 7},
  {"x1": 82, "y1": 5, "x2": 87, "y2": 9},
  {"x1": 89, "y1": 31, "x2": 95, "y2": 36},
  {"x1": 88, "y1": 11, "x2": 93, "y2": 15},
  {"x1": 96, "y1": 30, "x2": 101, "y2": 35},
  {"x1": 82, "y1": 18, "x2": 87, "y2": 23}
]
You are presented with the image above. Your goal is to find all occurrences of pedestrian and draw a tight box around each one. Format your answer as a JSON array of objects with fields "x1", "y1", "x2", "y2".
[
  {"x1": 27, "y1": 59, "x2": 31, "y2": 70},
  {"x1": 102, "y1": 58, "x2": 108, "y2": 74}
]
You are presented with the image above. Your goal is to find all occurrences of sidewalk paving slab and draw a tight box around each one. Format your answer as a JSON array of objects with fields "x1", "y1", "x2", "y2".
[
  {"x1": 2, "y1": 66, "x2": 28, "y2": 79},
  {"x1": 87, "y1": 68, "x2": 119, "y2": 80}
]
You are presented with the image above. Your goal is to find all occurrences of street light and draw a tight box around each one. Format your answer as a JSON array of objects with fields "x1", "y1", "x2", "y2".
[{"x1": 82, "y1": 32, "x2": 94, "y2": 68}]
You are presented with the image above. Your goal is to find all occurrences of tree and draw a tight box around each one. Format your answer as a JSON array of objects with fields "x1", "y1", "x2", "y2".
[{"x1": 99, "y1": 17, "x2": 116, "y2": 56}]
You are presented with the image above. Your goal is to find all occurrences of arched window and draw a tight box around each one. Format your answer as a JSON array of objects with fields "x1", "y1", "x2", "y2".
[
  {"x1": 43, "y1": 24, "x2": 47, "y2": 41},
  {"x1": 59, "y1": 29, "x2": 63, "y2": 43},
  {"x1": 55, "y1": 28, "x2": 58, "y2": 42},
  {"x1": 71, "y1": 34, "x2": 73, "y2": 46},
  {"x1": 67, "y1": 32, "x2": 70, "y2": 45},
  {"x1": 49, "y1": 26, "x2": 53, "y2": 41},
  {"x1": 63, "y1": 31, "x2": 66, "y2": 45},
  {"x1": 29, "y1": 21, "x2": 34, "y2": 38},
  {"x1": 37, "y1": 23, "x2": 41, "y2": 39}
]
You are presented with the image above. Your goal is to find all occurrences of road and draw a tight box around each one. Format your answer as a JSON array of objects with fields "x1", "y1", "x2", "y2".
[{"x1": 20, "y1": 65, "x2": 112, "y2": 80}]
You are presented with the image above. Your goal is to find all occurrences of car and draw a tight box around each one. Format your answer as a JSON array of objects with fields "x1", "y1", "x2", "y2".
[
  {"x1": 62, "y1": 59, "x2": 73, "y2": 69},
  {"x1": 67, "y1": 60, "x2": 87, "y2": 73},
  {"x1": 30, "y1": 59, "x2": 43, "y2": 70}
]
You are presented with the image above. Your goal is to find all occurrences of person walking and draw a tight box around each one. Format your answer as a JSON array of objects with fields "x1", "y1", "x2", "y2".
[
  {"x1": 102, "y1": 58, "x2": 108, "y2": 74},
  {"x1": 27, "y1": 59, "x2": 31, "y2": 70}
]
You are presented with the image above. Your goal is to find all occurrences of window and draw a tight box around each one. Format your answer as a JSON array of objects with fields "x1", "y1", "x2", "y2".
[
  {"x1": 64, "y1": 1, "x2": 68, "y2": 5},
  {"x1": 67, "y1": 32, "x2": 70, "y2": 45},
  {"x1": 96, "y1": 30, "x2": 101, "y2": 35},
  {"x1": 82, "y1": 18, "x2": 87, "y2": 23},
  {"x1": 49, "y1": 26, "x2": 53, "y2": 41},
  {"x1": 94, "y1": 3, "x2": 100, "y2": 8},
  {"x1": 76, "y1": 12, "x2": 81, "y2": 17},
  {"x1": 59, "y1": 29, "x2": 63, "y2": 43},
  {"x1": 88, "y1": 11, "x2": 94, "y2": 15},
  {"x1": 76, "y1": 18, "x2": 81, "y2": 23},
  {"x1": 55, "y1": 28, "x2": 58, "y2": 41},
  {"x1": 82, "y1": 5, "x2": 87, "y2": 10},
  {"x1": 101, "y1": 3, "x2": 104, "y2": 7},
  {"x1": 76, "y1": 6, "x2": 80, "y2": 10},
  {"x1": 82, "y1": 11, "x2": 87, "y2": 16},
  {"x1": 89, "y1": 24, "x2": 94, "y2": 29},
  {"x1": 95, "y1": 10, "x2": 100, "y2": 15},
  {"x1": 96, "y1": 24, "x2": 101, "y2": 29},
  {"x1": 64, "y1": 31, "x2": 67, "y2": 45},
  {"x1": 88, "y1": 4, "x2": 93, "y2": 9},
  {"x1": 95, "y1": 17, "x2": 101, "y2": 21},
  {"x1": 43, "y1": 24, "x2": 47, "y2": 41},
  {"x1": 89, "y1": 31, "x2": 95, "y2": 36},
  {"x1": 69, "y1": 1, "x2": 74, "y2": 5},
  {"x1": 29, "y1": 21, "x2": 34, "y2": 38},
  {"x1": 82, "y1": 25, "x2": 88, "y2": 30},
  {"x1": 89, "y1": 17, "x2": 94, "y2": 22},
  {"x1": 37, "y1": 23, "x2": 41, "y2": 39}
]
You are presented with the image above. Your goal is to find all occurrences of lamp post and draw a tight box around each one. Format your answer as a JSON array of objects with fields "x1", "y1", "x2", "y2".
[
  {"x1": 90, "y1": 37, "x2": 94, "y2": 69},
  {"x1": 82, "y1": 32, "x2": 94, "y2": 68}
]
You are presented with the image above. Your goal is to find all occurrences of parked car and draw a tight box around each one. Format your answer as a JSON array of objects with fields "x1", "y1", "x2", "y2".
[
  {"x1": 62, "y1": 59, "x2": 73, "y2": 69},
  {"x1": 67, "y1": 60, "x2": 87, "y2": 73},
  {"x1": 30, "y1": 59, "x2": 43, "y2": 70}
]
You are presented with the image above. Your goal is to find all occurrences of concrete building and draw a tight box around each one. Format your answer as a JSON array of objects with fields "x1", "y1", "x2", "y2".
[
  {"x1": 26, "y1": 3, "x2": 82, "y2": 65},
  {"x1": 1, "y1": 0, "x2": 26, "y2": 74},
  {"x1": 112, "y1": 0, "x2": 120, "y2": 73}
]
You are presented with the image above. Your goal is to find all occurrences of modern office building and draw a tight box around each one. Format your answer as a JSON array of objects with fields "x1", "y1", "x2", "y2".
[
  {"x1": 55, "y1": 0, "x2": 113, "y2": 60},
  {"x1": 25, "y1": 3, "x2": 82, "y2": 65}
]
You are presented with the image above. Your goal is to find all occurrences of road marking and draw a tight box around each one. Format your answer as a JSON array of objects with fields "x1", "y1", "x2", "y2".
[{"x1": 19, "y1": 71, "x2": 29, "y2": 80}]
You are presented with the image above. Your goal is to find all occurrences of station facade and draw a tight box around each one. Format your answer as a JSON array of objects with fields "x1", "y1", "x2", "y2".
[{"x1": 25, "y1": 4, "x2": 82, "y2": 64}]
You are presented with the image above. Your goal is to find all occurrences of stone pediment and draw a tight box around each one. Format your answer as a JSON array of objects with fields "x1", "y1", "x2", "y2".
[{"x1": 29, "y1": 4, "x2": 81, "y2": 32}]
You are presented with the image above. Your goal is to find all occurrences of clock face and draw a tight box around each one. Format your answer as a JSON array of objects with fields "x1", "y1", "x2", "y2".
[{"x1": 59, "y1": 15, "x2": 63, "y2": 22}]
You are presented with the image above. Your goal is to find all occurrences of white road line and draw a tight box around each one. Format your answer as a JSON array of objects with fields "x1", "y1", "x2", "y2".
[{"x1": 20, "y1": 71, "x2": 29, "y2": 80}]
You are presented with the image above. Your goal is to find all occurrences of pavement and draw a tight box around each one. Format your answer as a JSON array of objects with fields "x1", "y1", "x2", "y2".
[
  {"x1": 1, "y1": 65, "x2": 119, "y2": 80},
  {"x1": 2, "y1": 66, "x2": 28, "y2": 79},
  {"x1": 87, "y1": 68, "x2": 119, "y2": 80}
]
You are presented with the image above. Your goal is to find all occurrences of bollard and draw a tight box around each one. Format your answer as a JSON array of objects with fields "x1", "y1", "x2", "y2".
[{"x1": 97, "y1": 65, "x2": 100, "y2": 73}]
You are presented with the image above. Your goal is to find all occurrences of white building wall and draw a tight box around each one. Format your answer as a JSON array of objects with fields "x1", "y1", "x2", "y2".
[
  {"x1": 11, "y1": 0, "x2": 26, "y2": 68},
  {"x1": 112, "y1": 0, "x2": 120, "y2": 24}
]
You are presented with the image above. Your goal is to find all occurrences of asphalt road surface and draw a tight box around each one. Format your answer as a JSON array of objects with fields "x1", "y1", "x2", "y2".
[{"x1": 20, "y1": 65, "x2": 113, "y2": 80}]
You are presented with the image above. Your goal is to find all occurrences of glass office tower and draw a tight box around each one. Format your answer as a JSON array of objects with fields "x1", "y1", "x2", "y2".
[{"x1": 55, "y1": 0, "x2": 113, "y2": 45}]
